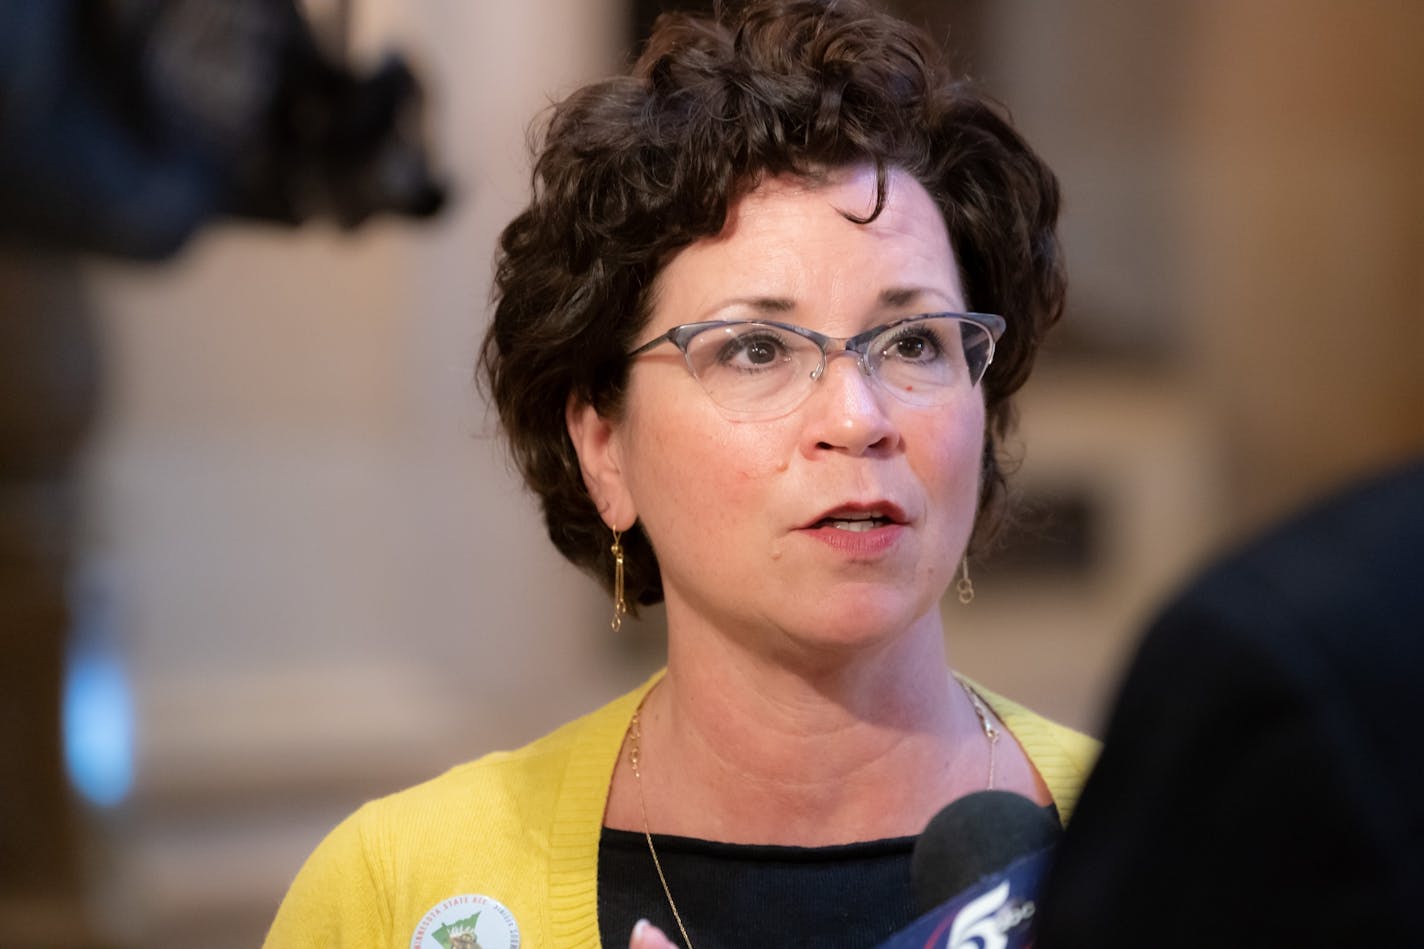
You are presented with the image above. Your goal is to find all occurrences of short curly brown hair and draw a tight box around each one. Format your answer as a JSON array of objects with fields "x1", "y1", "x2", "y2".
[{"x1": 479, "y1": 0, "x2": 1065, "y2": 611}]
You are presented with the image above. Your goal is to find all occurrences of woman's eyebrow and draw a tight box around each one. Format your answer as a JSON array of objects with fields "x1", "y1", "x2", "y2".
[
  {"x1": 701, "y1": 288, "x2": 953, "y2": 321},
  {"x1": 878, "y1": 286, "x2": 950, "y2": 308},
  {"x1": 702, "y1": 296, "x2": 797, "y2": 319}
]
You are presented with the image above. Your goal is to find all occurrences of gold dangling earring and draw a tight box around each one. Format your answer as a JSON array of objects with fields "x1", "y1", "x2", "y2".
[
  {"x1": 610, "y1": 528, "x2": 629, "y2": 631},
  {"x1": 957, "y1": 557, "x2": 975, "y2": 605}
]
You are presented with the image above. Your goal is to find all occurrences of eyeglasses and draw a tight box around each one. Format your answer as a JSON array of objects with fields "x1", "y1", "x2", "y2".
[{"x1": 627, "y1": 311, "x2": 1005, "y2": 420}]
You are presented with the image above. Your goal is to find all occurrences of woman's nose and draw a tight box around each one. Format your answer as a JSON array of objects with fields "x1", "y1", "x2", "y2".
[{"x1": 800, "y1": 354, "x2": 899, "y2": 457}]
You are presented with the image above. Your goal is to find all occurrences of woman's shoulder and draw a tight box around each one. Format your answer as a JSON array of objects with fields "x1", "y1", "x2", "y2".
[
  {"x1": 361, "y1": 672, "x2": 657, "y2": 832},
  {"x1": 970, "y1": 680, "x2": 1101, "y2": 825},
  {"x1": 264, "y1": 675, "x2": 658, "y2": 948}
]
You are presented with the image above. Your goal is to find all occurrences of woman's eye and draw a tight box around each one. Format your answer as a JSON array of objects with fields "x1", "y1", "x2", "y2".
[
  {"x1": 886, "y1": 331, "x2": 941, "y2": 361},
  {"x1": 742, "y1": 337, "x2": 781, "y2": 364},
  {"x1": 719, "y1": 332, "x2": 789, "y2": 369},
  {"x1": 894, "y1": 336, "x2": 929, "y2": 359}
]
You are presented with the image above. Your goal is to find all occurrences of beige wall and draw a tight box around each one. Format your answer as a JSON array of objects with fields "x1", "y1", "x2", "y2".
[{"x1": 1183, "y1": 0, "x2": 1424, "y2": 533}]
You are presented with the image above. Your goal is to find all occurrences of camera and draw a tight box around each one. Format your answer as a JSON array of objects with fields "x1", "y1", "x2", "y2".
[{"x1": 0, "y1": 0, "x2": 446, "y2": 259}]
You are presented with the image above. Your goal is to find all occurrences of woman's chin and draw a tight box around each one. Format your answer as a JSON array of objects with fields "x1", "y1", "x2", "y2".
[{"x1": 765, "y1": 598, "x2": 943, "y2": 663}]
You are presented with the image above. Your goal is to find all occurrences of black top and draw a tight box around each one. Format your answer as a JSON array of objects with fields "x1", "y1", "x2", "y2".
[{"x1": 597, "y1": 827, "x2": 917, "y2": 948}]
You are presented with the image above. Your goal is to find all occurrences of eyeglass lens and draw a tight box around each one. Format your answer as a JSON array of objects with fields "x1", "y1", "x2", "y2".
[{"x1": 680, "y1": 316, "x2": 993, "y2": 418}]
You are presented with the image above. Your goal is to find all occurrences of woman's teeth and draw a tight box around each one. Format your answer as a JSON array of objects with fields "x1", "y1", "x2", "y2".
[{"x1": 825, "y1": 516, "x2": 886, "y2": 532}]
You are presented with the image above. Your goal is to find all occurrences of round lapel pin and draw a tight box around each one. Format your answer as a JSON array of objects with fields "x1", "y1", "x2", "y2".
[{"x1": 411, "y1": 894, "x2": 520, "y2": 949}]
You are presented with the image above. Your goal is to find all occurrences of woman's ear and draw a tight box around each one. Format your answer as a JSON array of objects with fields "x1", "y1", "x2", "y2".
[{"x1": 566, "y1": 395, "x2": 637, "y2": 530}]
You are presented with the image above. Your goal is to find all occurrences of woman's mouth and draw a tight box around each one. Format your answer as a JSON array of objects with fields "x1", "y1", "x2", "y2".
[
  {"x1": 800, "y1": 504, "x2": 908, "y2": 556},
  {"x1": 816, "y1": 513, "x2": 895, "y2": 532},
  {"x1": 805, "y1": 501, "x2": 907, "y2": 531}
]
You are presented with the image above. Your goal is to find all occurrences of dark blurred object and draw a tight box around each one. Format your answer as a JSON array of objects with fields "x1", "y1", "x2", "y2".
[
  {"x1": 0, "y1": 253, "x2": 105, "y2": 948},
  {"x1": 1036, "y1": 459, "x2": 1424, "y2": 947},
  {"x1": 0, "y1": 0, "x2": 446, "y2": 261}
]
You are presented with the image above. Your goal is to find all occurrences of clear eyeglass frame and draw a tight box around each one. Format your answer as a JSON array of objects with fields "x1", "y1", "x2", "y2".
[{"x1": 626, "y1": 311, "x2": 1006, "y2": 421}]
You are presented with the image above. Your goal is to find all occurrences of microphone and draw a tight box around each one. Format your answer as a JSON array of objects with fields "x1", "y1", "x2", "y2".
[{"x1": 878, "y1": 791, "x2": 1062, "y2": 949}]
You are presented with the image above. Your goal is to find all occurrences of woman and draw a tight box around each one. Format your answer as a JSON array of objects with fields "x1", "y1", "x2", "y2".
[{"x1": 266, "y1": 2, "x2": 1095, "y2": 947}]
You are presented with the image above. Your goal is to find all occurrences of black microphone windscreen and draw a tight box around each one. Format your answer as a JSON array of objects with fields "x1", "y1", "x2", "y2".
[{"x1": 910, "y1": 790, "x2": 1062, "y2": 914}]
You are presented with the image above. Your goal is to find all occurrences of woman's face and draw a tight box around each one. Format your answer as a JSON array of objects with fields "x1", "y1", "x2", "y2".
[{"x1": 572, "y1": 165, "x2": 985, "y2": 657}]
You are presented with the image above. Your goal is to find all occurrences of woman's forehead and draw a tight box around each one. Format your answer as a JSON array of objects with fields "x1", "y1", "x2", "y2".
[{"x1": 652, "y1": 165, "x2": 961, "y2": 319}]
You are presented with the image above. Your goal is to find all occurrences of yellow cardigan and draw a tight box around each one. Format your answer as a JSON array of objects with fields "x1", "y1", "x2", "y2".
[{"x1": 264, "y1": 672, "x2": 1097, "y2": 949}]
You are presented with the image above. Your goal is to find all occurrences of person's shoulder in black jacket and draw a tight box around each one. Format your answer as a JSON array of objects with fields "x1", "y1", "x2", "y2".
[{"x1": 1036, "y1": 458, "x2": 1424, "y2": 948}]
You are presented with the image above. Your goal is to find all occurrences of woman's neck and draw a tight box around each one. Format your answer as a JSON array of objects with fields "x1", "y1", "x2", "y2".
[{"x1": 617, "y1": 604, "x2": 994, "y2": 846}]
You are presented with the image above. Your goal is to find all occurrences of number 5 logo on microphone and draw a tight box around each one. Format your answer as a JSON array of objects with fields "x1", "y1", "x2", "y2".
[{"x1": 945, "y1": 881, "x2": 1010, "y2": 949}]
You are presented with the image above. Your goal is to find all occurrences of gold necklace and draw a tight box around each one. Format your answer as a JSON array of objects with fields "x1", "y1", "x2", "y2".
[
  {"x1": 628, "y1": 708, "x2": 696, "y2": 948},
  {"x1": 956, "y1": 674, "x2": 1001, "y2": 790},
  {"x1": 625, "y1": 676, "x2": 1000, "y2": 948}
]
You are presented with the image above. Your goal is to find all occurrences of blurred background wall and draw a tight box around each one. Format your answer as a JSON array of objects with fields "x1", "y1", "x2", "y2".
[{"x1": 3, "y1": 0, "x2": 1420, "y2": 945}]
